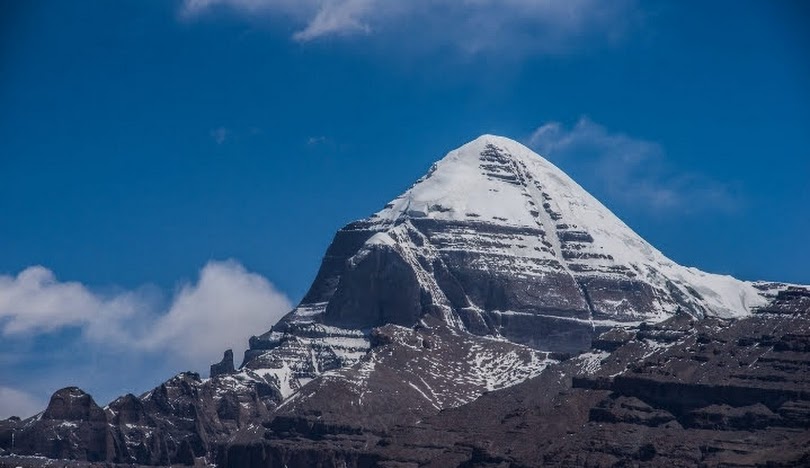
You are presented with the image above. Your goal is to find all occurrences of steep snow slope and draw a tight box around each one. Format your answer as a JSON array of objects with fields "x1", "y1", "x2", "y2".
[{"x1": 371, "y1": 135, "x2": 766, "y2": 320}]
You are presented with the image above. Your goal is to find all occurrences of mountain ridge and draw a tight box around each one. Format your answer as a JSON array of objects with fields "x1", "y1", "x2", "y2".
[
  {"x1": 231, "y1": 134, "x2": 788, "y2": 433},
  {"x1": 1, "y1": 134, "x2": 806, "y2": 467}
]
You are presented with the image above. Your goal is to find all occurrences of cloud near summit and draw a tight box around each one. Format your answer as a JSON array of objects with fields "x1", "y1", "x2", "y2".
[
  {"x1": 528, "y1": 118, "x2": 741, "y2": 215},
  {"x1": 181, "y1": 0, "x2": 638, "y2": 54}
]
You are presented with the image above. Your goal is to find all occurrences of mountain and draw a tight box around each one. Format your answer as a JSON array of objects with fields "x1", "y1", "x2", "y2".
[
  {"x1": 241, "y1": 135, "x2": 773, "y2": 395},
  {"x1": 1, "y1": 135, "x2": 806, "y2": 467},
  {"x1": 325, "y1": 288, "x2": 810, "y2": 467}
]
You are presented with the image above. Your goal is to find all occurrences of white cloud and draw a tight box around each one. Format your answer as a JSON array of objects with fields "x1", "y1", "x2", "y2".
[
  {"x1": 293, "y1": 0, "x2": 374, "y2": 41},
  {"x1": 211, "y1": 127, "x2": 230, "y2": 145},
  {"x1": 528, "y1": 117, "x2": 740, "y2": 214},
  {"x1": 0, "y1": 266, "x2": 142, "y2": 335},
  {"x1": 0, "y1": 261, "x2": 292, "y2": 372},
  {"x1": 180, "y1": 0, "x2": 638, "y2": 54},
  {"x1": 0, "y1": 386, "x2": 44, "y2": 420},
  {"x1": 138, "y1": 261, "x2": 291, "y2": 370},
  {"x1": 306, "y1": 135, "x2": 328, "y2": 146}
]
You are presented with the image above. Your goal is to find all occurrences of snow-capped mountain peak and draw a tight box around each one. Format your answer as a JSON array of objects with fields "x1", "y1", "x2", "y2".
[
  {"x1": 370, "y1": 135, "x2": 766, "y2": 320},
  {"x1": 237, "y1": 134, "x2": 778, "y2": 419},
  {"x1": 376, "y1": 135, "x2": 660, "y2": 260}
]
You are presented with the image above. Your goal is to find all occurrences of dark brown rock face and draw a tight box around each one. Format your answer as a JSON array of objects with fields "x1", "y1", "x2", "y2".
[
  {"x1": 324, "y1": 242, "x2": 426, "y2": 328},
  {"x1": 2, "y1": 388, "x2": 114, "y2": 463},
  {"x1": 0, "y1": 372, "x2": 278, "y2": 466},
  {"x1": 42, "y1": 387, "x2": 106, "y2": 423},
  {"x1": 212, "y1": 304, "x2": 809, "y2": 468},
  {"x1": 210, "y1": 349, "x2": 236, "y2": 377}
]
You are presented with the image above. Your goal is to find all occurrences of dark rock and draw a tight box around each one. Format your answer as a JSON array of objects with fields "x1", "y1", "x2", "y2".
[
  {"x1": 589, "y1": 396, "x2": 676, "y2": 427},
  {"x1": 107, "y1": 393, "x2": 149, "y2": 426},
  {"x1": 42, "y1": 387, "x2": 106, "y2": 423},
  {"x1": 757, "y1": 286, "x2": 810, "y2": 314},
  {"x1": 324, "y1": 242, "x2": 424, "y2": 328},
  {"x1": 210, "y1": 349, "x2": 236, "y2": 377},
  {"x1": 593, "y1": 327, "x2": 636, "y2": 351},
  {"x1": 683, "y1": 403, "x2": 780, "y2": 430}
]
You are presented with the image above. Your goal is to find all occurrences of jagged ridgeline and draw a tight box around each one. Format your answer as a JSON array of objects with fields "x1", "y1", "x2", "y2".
[{"x1": 1, "y1": 136, "x2": 808, "y2": 467}]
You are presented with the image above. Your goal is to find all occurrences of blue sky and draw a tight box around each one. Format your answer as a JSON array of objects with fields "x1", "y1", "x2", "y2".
[{"x1": 1, "y1": 0, "x2": 808, "y2": 417}]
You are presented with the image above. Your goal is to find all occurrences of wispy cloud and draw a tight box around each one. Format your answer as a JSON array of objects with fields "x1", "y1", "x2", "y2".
[
  {"x1": 528, "y1": 117, "x2": 740, "y2": 215},
  {"x1": 0, "y1": 386, "x2": 44, "y2": 420},
  {"x1": 292, "y1": 0, "x2": 373, "y2": 42},
  {"x1": 306, "y1": 135, "x2": 328, "y2": 146},
  {"x1": 0, "y1": 261, "x2": 292, "y2": 374},
  {"x1": 211, "y1": 126, "x2": 230, "y2": 145},
  {"x1": 181, "y1": 0, "x2": 639, "y2": 55}
]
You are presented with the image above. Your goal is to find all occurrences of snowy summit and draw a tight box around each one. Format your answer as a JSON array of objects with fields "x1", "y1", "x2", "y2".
[{"x1": 370, "y1": 135, "x2": 769, "y2": 320}]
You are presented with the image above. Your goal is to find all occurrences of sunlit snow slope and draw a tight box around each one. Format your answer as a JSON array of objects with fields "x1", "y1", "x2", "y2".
[{"x1": 372, "y1": 135, "x2": 767, "y2": 321}]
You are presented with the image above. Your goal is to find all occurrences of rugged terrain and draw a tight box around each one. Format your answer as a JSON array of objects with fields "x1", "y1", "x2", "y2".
[
  {"x1": 221, "y1": 286, "x2": 810, "y2": 467},
  {"x1": 1, "y1": 136, "x2": 807, "y2": 467}
]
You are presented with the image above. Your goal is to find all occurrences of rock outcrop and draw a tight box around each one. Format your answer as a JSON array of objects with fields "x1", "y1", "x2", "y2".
[
  {"x1": 1, "y1": 388, "x2": 114, "y2": 463},
  {"x1": 0, "y1": 371, "x2": 278, "y2": 466},
  {"x1": 210, "y1": 349, "x2": 236, "y2": 378}
]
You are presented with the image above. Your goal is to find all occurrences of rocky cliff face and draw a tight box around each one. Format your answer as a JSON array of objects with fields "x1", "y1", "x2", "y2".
[
  {"x1": 218, "y1": 287, "x2": 810, "y2": 467},
  {"x1": 0, "y1": 135, "x2": 804, "y2": 467},
  {"x1": 0, "y1": 371, "x2": 278, "y2": 466}
]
